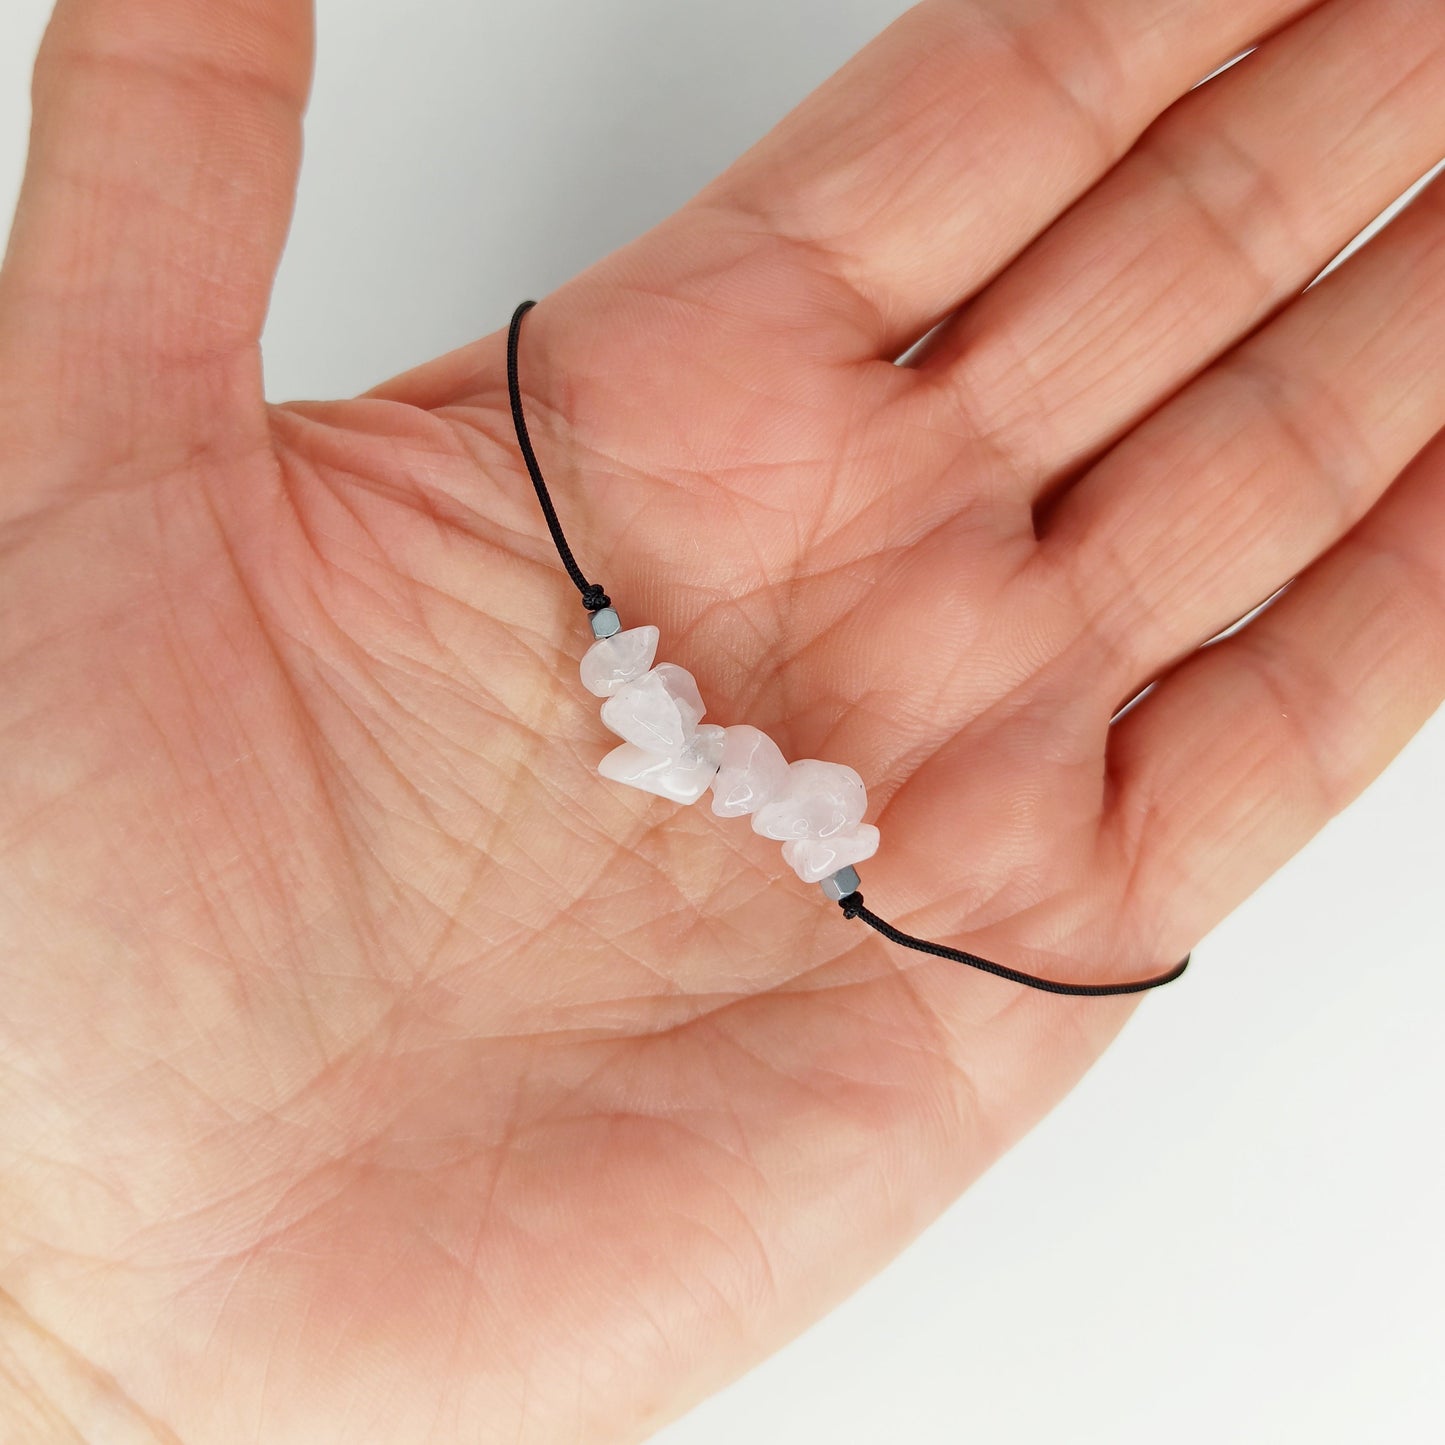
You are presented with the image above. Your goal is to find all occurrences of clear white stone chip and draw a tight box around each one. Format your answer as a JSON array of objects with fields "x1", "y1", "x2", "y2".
[
  {"x1": 599, "y1": 663, "x2": 706, "y2": 753},
  {"x1": 710, "y1": 725, "x2": 790, "y2": 818},
  {"x1": 598, "y1": 741, "x2": 720, "y2": 804},
  {"x1": 752, "y1": 759, "x2": 868, "y2": 840},
  {"x1": 782, "y1": 825, "x2": 880, "y2": 883},
  {"x1": 579, "y1": 625, "x2": 659, "y2": 697},
  {"x1": 683, "y1": 723, "x2": 726, "y2": 770}
]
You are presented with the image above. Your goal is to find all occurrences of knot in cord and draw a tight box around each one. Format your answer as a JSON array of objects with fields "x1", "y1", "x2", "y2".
[
  {"x1": 839, "y1": 891, "x2": 865, "y2": 920},
  {"x1": 581, "y1": 584, "x2": 612, "y2": 612}
]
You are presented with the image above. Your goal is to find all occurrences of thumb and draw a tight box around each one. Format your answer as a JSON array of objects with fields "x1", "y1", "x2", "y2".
[{"x1": 0, "y1": 0, "x2": 313, "y2": 446}]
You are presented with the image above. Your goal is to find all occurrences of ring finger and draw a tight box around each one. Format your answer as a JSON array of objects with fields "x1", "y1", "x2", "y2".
[{"x1": 1041, "y1": 169, "x2": 1445, "y2": 700}]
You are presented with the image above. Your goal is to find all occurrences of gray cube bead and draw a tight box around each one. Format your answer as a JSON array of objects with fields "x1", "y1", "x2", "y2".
[
  {"x1": 589, "y1": 607, "x2": 622, "y2": 639},
  {"x1": 819, "y1": 866, "x2": 861, "y2": 902}
]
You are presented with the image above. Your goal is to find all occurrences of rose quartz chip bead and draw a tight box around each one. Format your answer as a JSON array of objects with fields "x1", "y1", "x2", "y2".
[
  {"x1": 751, "y1": 760, "x2": 867, "y2": 840},
  {"x1": 711, "y1": 725, "x2": 789, "y2": 818},
  {"x1": 599, "y1": 725, "x2": 725, "y2": 804},
  {"x1": 600, "y1": 663, "x2": 706, "y2": 754},
  {"x1": 781, "y1": 826, "x2": 880, "y2": 883},
  {"x1": 579, "y1": 625, "x2": 658, "y2": 697}
]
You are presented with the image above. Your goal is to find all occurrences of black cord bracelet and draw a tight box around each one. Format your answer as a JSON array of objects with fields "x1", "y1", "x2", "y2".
[{"x1": 505, "y1": 298, "x2": 1190, "y2": 997}]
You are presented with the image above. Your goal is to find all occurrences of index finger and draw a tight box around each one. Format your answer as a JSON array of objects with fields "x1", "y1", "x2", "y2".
[
  {"x1": 389, "y1": 0, "x2": 1327, "y2": 416},
  {"x1": 697, "y1": 0, "x2": 1324, "y2": 357}
]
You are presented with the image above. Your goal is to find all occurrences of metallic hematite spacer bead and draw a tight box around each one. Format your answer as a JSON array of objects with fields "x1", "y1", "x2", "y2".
[
  {"x1": 819, "y1": 866, "x2": 861, "y2": 902},
  {"x1": 589, "y1": 607, "x2": 621, "y2": 639}
]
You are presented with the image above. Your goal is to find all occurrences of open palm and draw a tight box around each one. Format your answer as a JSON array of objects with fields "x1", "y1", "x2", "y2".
[{"x1": 2, "y1": 0, "x2": 1443, "y2": 1439}]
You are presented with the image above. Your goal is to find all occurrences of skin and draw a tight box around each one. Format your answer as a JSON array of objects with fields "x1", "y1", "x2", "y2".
[{"x1": 0, "y1": 0, "x2": 1442, "y2": 1438}]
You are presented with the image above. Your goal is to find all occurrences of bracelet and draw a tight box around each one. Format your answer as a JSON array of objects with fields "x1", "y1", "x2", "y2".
[{"x1": 505, "y1": 300, "x2": 1190, "y2": 997}]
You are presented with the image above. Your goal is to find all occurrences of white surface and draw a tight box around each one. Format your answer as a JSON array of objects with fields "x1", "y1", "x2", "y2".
[{"x1": 1, "y1": 3, "x2": 1441, "y2": 1441}]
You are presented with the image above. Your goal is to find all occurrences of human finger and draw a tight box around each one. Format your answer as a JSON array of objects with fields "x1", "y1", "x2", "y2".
[
  {"x1": 1040, "y1": 172, "x2": 1445, "y2": 700},
  {"x1": 697, "y1": 0, "x2": 1324, "y2": 357},
  {"x1": 386, "y1": 0, "x2": 1325, "y2": 419},
  {"x1": 0, "y1": 0, "x2": 313, "y2": 419},
  {"x1": 1096, "y1": 426, "x2": 1445, "y2": 948},
  {"x1": 911, "y1": 0, "x2": 1445, "y2": 496}
]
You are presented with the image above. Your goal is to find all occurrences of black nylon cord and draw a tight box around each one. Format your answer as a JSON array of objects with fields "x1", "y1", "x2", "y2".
[
  {"x1": 507, "y1": 299, "x2": 610, "y2": 612},
  {"x1": 840, "y1": 893, "x2": 1189, "y2": 997},
  {"x1": 506, "y1": 299, "x2": 1190, "y2": 996}
]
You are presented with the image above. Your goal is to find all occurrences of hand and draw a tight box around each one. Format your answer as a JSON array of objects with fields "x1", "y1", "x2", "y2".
[{"x1": 2, "y1": 0, "x2": 1442, "y2": 1439}]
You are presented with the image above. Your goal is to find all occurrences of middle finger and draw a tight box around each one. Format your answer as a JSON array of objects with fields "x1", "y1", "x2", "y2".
[{"x1": 910, "y1": 0, "x2": 1445, "y2": 498}]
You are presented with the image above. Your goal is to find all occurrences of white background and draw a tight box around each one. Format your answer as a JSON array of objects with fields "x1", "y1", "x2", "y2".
[{"x1": 1, "y1": 2, "x2": 1442, "y2": 1441}]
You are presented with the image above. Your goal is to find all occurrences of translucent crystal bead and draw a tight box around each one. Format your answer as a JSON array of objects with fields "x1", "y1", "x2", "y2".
[
  {"x1": 598, "y1": 740, "x2": 720, "y2": 804},
  {"x1": 710, "y1": 725, "x2": 789, "y2": 818},
  {"x1": 683, "y1": 723, "x2": 726, "y2": 770},
  {"x1": 782, "y1": 825, "x2": 880, "y2": 883},
  {"x1": 579, "y1": 625, "x2": 659, "y2": 697},
  {"x1": 600, "y1": 663, "x2": 706, "y2": 754},
  {"x1": 752, "y1": 759, "x2": 868, "y2": 840}
]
